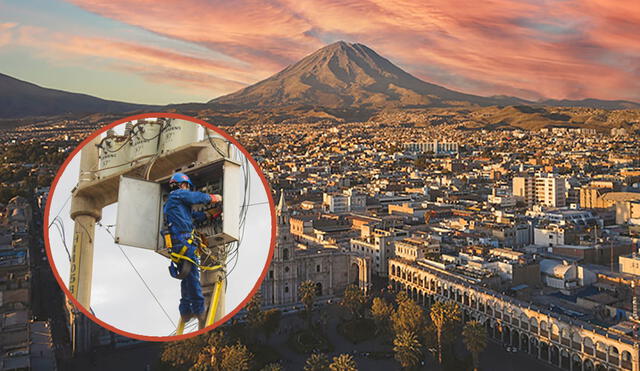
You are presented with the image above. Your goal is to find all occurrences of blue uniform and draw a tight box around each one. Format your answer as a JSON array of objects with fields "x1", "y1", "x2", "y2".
[{"x1": 163, "y1": 189, "x2": 212, "y2": 317}]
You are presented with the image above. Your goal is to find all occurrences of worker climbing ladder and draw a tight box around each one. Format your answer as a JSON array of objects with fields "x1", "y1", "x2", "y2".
[{"x1": 67, "y1": 117, "x2": 242, "y2": 349}]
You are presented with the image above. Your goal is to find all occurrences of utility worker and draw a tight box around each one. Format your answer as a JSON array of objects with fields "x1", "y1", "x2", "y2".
[{"x1": 163, "y1": 172, "x2": 222, "y2": 328}]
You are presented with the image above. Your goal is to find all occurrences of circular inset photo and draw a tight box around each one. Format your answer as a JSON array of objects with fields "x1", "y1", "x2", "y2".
[{"x1": 44, "y1": 113, "x2": 275, "y2": 340}]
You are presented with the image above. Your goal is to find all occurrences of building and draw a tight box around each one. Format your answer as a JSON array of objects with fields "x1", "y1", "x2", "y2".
[
  {"x1": 601, "y1": 193, "x2": 640, "y2": 225},
  {"x1": 539, "y1": 259, "x2": 596, "y2": 291},
  {"x1": 513, "y1": 176, "x2": 535, "y2": 207},
  {"x1": 395, "y1": 237, "x2": 440, "y2": 261},
  {"x1": 553, "y1": 244, "x2": 634, "y2": 266},
  {"x1": 513, "y1": 174, "x2": 566, "y2": 208},
  {"x1": 535, "y1": 174, "x2": 567, "y2": 208},
  {"x1": 403, "y1": 141, "x2": 459, "y2": 154},
  {"x1": 620, "y1": 254, "x2": 640, "y2": 276},
  {"x1": 389, "y1": 256, "x2": 638, "y2": 371},
  {"x1": 488, "y1": 188, "x2": 517, "y2": 208},
  {"x1": 322, "y1": 190, "x2": 367, "y2": 213},
  {"x1": 323, "y1": 192, "x2": 349, "y2": 213},
  {"x1": 580, "y1": 187, "x2": 615, "y2": 209},
  {"x1": 350, "y1": 227, "x2": 408, "y2": 277},
  {"x1": 261, "y1": 192, "x2": 370, "y2": 307}
]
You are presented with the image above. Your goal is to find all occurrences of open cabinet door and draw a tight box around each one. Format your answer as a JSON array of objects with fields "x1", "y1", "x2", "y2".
[{"x1": 115, "y1": 176, "x2": 162, "y2": 250}]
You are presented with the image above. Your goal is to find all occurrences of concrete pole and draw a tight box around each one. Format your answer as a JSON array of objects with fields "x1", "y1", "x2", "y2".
[{"x1": 69, "y1": 136, "x2": 102, "y2": 309}]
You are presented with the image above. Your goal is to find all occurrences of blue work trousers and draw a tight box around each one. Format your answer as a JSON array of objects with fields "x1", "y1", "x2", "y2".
[{"x1": 172, "y1": 235, "x2": 205, "y2": 317}]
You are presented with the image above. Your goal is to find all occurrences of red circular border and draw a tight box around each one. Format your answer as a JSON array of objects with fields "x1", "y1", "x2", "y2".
[{"x1": 42, "y1": 113, "x2": 276, "y2": 342}]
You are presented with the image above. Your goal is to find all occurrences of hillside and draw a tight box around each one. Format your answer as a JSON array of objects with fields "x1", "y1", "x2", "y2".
[{"x1": 0, "y1": 73, "x2": 155, "y2": 119}]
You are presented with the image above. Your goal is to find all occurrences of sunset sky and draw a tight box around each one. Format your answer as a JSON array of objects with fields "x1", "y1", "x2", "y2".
[{"x1": 1, "y1": 0, "x2": 638, "y2": 105}]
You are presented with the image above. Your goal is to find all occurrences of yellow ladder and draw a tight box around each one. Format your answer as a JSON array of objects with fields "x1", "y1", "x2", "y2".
[{"x1": 175, "y1": 278, "x2": 224, "y2": 335}]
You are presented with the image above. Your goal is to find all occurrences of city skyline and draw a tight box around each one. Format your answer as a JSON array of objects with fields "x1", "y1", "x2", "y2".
[{"x1": 1, "y1": 0, "x2": 639, "y2": 105}]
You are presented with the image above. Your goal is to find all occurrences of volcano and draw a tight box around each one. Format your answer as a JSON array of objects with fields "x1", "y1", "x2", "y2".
[{"x1": 210, "y1": 41, "x2": 527, "y2": 108}]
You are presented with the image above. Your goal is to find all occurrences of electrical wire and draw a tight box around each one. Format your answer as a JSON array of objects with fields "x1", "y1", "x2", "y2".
[
  {"x1": 98, "y1": 222, "x2": 177, "y2": 328},
  {"x1": 47, "y1": 193, "x2": 72, "y2": 229},
  {"x1": 51, "y1": 218, "x2": 72, "y2": 262},
  {"x1": 49, "y1": 216, "x2": 98, "y2": 315}
]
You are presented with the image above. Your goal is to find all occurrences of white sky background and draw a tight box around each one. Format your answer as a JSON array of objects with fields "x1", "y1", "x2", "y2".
[{"x1": 47, "y1": 121, "x2": 271, "y2": 337}]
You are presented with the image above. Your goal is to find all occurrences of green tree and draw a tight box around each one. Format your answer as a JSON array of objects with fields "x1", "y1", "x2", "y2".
[
  {"x1": 371, "y1": 297, "x2": 394, "y2": 338},
  {"x1": 299, "y1": 280, "x2": 317, "y2": 327},
  {"x1": 162, "y1": 330, "x2": 226, "y2": 368},
  {"x1": 393, "y1": 331, "x2": 423, "y2": 370},
  {"x1": 304, "y1": 352, "x2": 330, "y2": 371},
  {"x1": 261, "y1": 363, "x2": 283, "y2": 371},
  {"x1": 220, "y1": 343, "x2": 253, "y2": 371},
  {"x1": 329, "y1": 354, "x2": 358, "y2": 371},
  {"x1": 340, "y1": 284, "x2": 368, "y2": 320},
  {"x1": 245, "y1": 293, "x2": 264, "y2": 342},
  {"x1": 391, "y1": 296, "x2": 426, "y2": 340},
  {"x1": 395, "y1": 290, "x2": 409, "y2": 305},
  {"x1": 463, "y1": 321, "x2": 488, "y2": 371},
  {"x1": 429, "y1": 301, "x2": 461, "y2": 364}
]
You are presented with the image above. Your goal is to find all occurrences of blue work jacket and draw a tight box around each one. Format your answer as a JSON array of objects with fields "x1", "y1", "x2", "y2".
[{"x1": 163, "y1": 189, "x2": 212, "y2": 236}]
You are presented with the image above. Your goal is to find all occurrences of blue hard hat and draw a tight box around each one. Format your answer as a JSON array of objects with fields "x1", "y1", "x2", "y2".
[{"x1": 170, "y1": 172, "x2": 193, "y2": 188}]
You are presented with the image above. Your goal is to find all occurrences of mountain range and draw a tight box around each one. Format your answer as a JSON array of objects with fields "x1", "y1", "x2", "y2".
[
  {"x1": 0, "y1": 73, "x2": 155, "y2": 119},
  {"x1": 1, "y1": 41, "x2": 638, "y2": 119}
]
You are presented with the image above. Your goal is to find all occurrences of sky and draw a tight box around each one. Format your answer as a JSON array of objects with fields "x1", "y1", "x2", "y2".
[
  {"x1": 46, "y1": 120, "x2": 272, "y2": 337},
  {"x1": 0, "y1": 0, "x2": 639, "y2": 104}
]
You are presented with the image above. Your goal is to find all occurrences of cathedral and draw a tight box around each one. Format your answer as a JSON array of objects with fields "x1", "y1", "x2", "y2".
[{"x1": 260, "y1": 192, "x2": 370, "y2": 307}]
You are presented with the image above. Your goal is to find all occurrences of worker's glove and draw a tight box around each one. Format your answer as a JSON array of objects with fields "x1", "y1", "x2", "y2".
[
  {"x1": 205, "y1": 208, "x2": 221, "y2": 220},
  {"x1": 210, "y1": 194, "x2": 222, "y2": 204}
]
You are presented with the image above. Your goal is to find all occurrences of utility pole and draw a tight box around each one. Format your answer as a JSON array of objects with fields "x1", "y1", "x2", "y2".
[
  {"x1": 68, "y1": 136, "x2": 101, "y2": 353},
  {"x1": 69, "y1": 136, "x2": 102, "y2": 307}
]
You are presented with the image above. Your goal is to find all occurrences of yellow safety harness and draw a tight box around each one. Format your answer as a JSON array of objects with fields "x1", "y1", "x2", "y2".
[{"x1": 165, "y1": 231, "x2": 223, "y2": 272}]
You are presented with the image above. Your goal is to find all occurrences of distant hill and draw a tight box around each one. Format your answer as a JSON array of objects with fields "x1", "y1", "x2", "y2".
[
  {"x1": 210, "y1": 41, "x2": 527, "y2": 108},
  {"x1": 537, "y1": 98, "x2": 640, "y2": 110},
  {"x1": 0, "y1": 73, "x2": 156, "y2": 119},
  {"x1": 369, "y1": 105, "x2": 640, "y2": 132}
]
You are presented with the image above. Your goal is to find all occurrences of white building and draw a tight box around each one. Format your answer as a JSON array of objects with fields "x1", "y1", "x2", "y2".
[
  {"x1": 534, "y1": 224, "x2": 567, "y2": 247},
  {"x1": 539, "y1": 259, "x2": 596, "y2": 290},
  {"x1": 323, "y1": 192, "x2": 349, "y2": 213},
  {"x1": 323, "y1": 189, "x2": 367, "y2": 213},
  {"x1": 403, "y1": 141, "x2": 459, "y2": 154},
  {"x1": 488, "y1": 187, "x2": 517, "y2": 208},
  {"x1": 350, "y1": 227, "x2": 409, "y2": 277},
  {"x1": 513, "y1": 174, "x2": 566, "y2": 208},
  {"x1": 535, "y1": 174, "x2": 567, "y2": 208}
]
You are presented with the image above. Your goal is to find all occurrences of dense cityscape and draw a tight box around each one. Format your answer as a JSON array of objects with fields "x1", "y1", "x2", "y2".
[{"x1": 0, "y1": 111, "x2": 638, "y2": 370}]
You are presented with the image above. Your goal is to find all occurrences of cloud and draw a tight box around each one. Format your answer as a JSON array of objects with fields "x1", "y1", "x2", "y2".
[
  {"x1": 9, "y1": 25, "x2": 255, "y2": 96},
  {"x1": 0, "y1": 22, "x2": 19, "y2": 47},
  {"x1": 29, "y1": 0, "x2": 640, "y2": 101}
]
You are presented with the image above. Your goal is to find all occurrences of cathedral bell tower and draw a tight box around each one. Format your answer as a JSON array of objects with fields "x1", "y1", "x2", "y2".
[{"x1": 274, "y1": 190, "x2": 294, "y2": 262}]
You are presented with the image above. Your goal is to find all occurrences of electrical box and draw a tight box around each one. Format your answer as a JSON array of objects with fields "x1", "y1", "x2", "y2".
[
  {"x1": 114, "y1": 176, "x2": 162, "y2": 249},
  {"x1": 114, "y1": 159, "x2": 241, "y2": 254}
]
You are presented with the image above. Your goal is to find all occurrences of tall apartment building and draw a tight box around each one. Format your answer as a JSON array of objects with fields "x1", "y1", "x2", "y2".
[
  {"x1": 513, "y1": 174, "x2": 566, "y2": 208},
  {"x1": 513, "y1": 176, "x2": 535, "y2": 206}
]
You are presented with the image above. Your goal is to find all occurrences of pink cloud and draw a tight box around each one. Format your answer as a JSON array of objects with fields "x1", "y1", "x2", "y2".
[
  {"x1": 0, "y1": 22, "x2": 19, "y2": 47},
  {"x1": 9, "y1": 25, "x2": 253, "y2": 96},
  {"x1": 51, "y1": 1, "x2": 640, "y2": 101}
]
